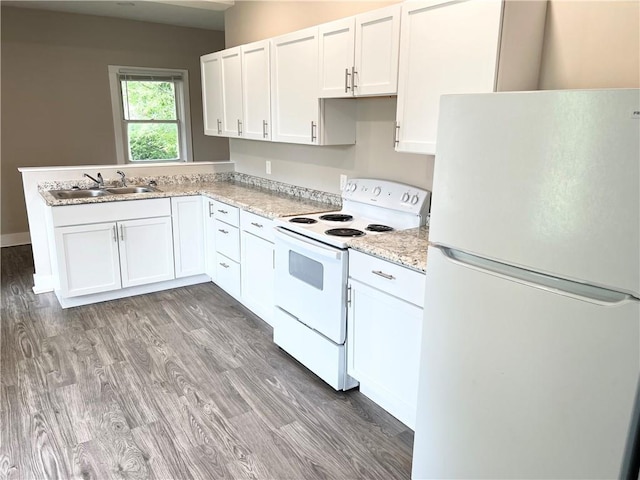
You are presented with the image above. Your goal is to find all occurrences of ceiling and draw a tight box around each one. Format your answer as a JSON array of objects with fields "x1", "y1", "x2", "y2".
[{"x1": 1, "y1": 0, "x2": 232, "y2": 31}]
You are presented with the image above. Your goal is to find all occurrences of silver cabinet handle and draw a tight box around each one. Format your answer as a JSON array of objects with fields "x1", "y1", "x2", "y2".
[
  {"x1": 372, "y1": 270, "x2": 395, "y2": 280},
  {"x1": 218, "y1": 229, "x2": 229, "y2": 234},
  {"x1": 394, "y1": 122, "x2": 400, "y2": 147},
  {"x1": 208, "y1": 202, "x2": 214, "y2": 217},
  {"x1": 237, "y1": 119, "x2": 242, "y2": 136},
  {"x1": 112, "y1": 225, "x2": 117, "y2": 242},
  {"x1": 119, "y1": 224, "x2": 125, "y2": 241},
  {"x1": 250, "y1": 222, "x2": 263, "y2": 228},
  {"x1": 311, "y1": 121, "x2": 317, "y2": 142},
  {"x1": 217, "y1": 209, "x2": 228, "y2": 214},
  {"x1": 345, "y1": 68, "x2": 351, "y2": 93},
  {"x1": 217, "y1": 119, "x2": 222, "y2": 135},
  {"x1": 352, "y1": 66, "x2": 357, "y2": 89},
  {"x1": 219, "y1": 262, "x2": 229, "y2": 269},
  {"x1": 262, "y1": 120, "x2": 268, "y2": 138}
]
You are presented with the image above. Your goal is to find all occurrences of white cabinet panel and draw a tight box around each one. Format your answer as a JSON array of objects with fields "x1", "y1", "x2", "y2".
[
  {"x1": 353, "y1": 4, "x2": 401, "y2": 96},
  {"x1": 171, "y1": 196, "x2": 205, "y2": 278},
  {"x1": 347, "y1": 278, "x2": 423, "y2": 429},
  {"x1": 211, "y1": 200, "x2": 240, "y2": 227},
  {"x1": 395, "y1": 0, "x2": 546, "y2": 155},
  {"x1": 119, "y1": 217, "x2": 174, "y2": 288},
  {"x1": 201, "y1": 52, "x2": 223, "y2": 136},
  {"x1": 241, "y1": 231, "x2": 275, "y2": 325},
  {"x1": 214, "y1": 219, "x2": 240, "y2": 263},
  {"x1": 318, "y1": 18, "x2": 355, "y2": 98},
  {"x1": 271, "y1": 27, "x2": 320, "y2": 144},
  {"x1": 55, "y1": 222, "x2": 122, "y2": 297},
  {"x1": 242, "y1": 40, "x2": 271, "y2": 140},
  {"x1": 203, "y1": 197, "x2": 217, "y2": 280},
  {"x1": 221, "y1": 47, "x2": 244, "y2": 138},
  {"x1": 215, "y1": 252, "x2": 241, "y2": 299}
]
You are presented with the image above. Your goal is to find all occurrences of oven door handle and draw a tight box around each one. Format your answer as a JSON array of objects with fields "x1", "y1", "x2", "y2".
[{"x1": 275, "y1": 227, "x2": 343, "y2": 260}]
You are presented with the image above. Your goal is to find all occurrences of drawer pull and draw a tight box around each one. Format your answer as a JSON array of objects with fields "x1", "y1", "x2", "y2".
[
  {"x1": 250, "y1": 222, "x2": 263, "y2": 228},
  {"x1": 217, "y1": 209, "x2": 228, "y2": 214},
  {"x1": 372, "y1": 270, "x2": 395, "y2": 280},
  {"x1": 219, "y1": 262, "x2": 229, "y2": 269},
  {"x1": 218, "y1": 229, "x2": 229, "y2": 234}
]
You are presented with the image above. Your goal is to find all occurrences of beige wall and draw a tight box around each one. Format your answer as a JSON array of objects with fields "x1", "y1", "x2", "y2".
[
  {"x1": 1, "y1": 6, "x2": 228, "y2": 236},
  {"x1": 224, "y1": 0, "x2": 640, "y2": 196}
]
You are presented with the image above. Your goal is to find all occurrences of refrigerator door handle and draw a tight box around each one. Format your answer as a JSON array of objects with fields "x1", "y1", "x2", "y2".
[{"x1": 438, "y1": 246, "x2": 636, "y2": 306}]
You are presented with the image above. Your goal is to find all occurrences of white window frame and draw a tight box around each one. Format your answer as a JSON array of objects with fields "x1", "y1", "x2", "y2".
[{"x1": 108, "y1": 65, "x2": 193, "y2": 164}]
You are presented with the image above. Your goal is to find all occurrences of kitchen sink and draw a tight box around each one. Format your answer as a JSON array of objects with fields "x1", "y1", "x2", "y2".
[
  {"x1": 105, "y1": 186, "x2": 159, "y2": 194},
  {"x1": 49, "y1": 189, "x2": 111, "y2": 199},
  {"x1": 48, "y1": 185, "x2": 160, "y2": 200}
]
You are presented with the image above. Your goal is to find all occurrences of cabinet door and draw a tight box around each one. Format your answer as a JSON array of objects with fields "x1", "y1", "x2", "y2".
[
  {"x1": 354, "y1": 4, "x2": 401, "y2": 96},
  {"x1": 347, "y1": 279, "x2": 423, "y2": 429},
  {"x1": 241, "y1": 231, "x2": 275, "y2": 325},
  {"x1": 201, "y1": 52, "x2": 223, "y2": 136},
  {"x1": 55, "y1": 222, "x2": 121, "y2": 297},
  {"x1": 270, "y1": 27, "x2": 320, "y2": 145},
  {"x1": 118, "y1": 217, "x2": 174, "y2": 288},
  {"x1": 171, "y1": 197, "x2": 205, "y2": 278},
  {"x1": 396, "y1": 0, "x2": 502, "y2": 155},
  {"x1": 220, "y1": 47, "x2": 244, "y2": 138},
  {"x1": 203, "y1": 197, "x2": 217, "y2": 281},
  {"x1": 318, "y1": 17, "x2": 355, "y2": 98},
  {"x1": 242, "y1": 40, "x2": 272, "y2": 141}
]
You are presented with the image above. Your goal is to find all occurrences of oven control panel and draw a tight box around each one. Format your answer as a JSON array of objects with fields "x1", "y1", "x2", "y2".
[{"x1": 342, "y1": 178, "x2": 431, "y2": 215}]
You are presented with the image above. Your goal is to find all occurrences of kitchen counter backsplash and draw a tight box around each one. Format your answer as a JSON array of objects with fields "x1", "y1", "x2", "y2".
[{"x1": 347, "y1": 226, "x2": 430, "y2": 273}]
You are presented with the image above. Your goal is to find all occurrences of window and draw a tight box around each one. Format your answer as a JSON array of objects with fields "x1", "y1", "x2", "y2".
[{"x1": 108, "y1": 66, "x2": 193, "y2": 163}]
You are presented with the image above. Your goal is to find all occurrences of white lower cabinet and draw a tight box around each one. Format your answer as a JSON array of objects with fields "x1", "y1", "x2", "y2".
[
  {"x1": 347, "y1": 250, "x2": 425, "y2": 429},
  {"x1": 240, "y1": 211, "x2": 274, "y2": 325},
  {"x1": 53, "y1": 205, "x2": 175, "y2": 298},
  {"x1": 54, "y1": 222, "x2": 122, "y2": 297},
  {"x1": 171, "y1": 196, "x2": 205, "y2": 278},
  {"x1": 119, "y1": 217, "x2": 174, "y2": 288},
  {"x1": 215, "y1": 252, "x2": 241, "y2": 299}
]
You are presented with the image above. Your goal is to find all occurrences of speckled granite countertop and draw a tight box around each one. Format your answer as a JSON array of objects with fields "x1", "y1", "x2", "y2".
[
  {"x1": 39, "y1": 173, "x2": 340, "y2": 219},
  {"x1": 347, "y1": 226, "x2": 430, "y2": 273}
]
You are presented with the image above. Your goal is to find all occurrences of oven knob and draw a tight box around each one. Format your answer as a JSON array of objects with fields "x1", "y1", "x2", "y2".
[
  {"x1": 411, "y1": 194, "x2": 420, "y2": 205},
  {"x1": 373, "y1": 186, "x2": 381, "y2": 196},
  {"x1": 402, "y1": 192, "x2": 410, "y2": 202},
  {"x1": 350, "y1": 183, "x2": 357, "y2": 192}
]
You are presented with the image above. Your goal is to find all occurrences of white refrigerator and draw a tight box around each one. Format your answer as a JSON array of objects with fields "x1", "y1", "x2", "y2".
[{"x1": 412, "y1": 89, "x2": 640, "y2": 479}]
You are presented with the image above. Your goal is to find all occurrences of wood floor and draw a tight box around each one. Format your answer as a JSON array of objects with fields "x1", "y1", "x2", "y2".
[{"x1": 0, "y1": 245, "x2": 414, "y2": 480}]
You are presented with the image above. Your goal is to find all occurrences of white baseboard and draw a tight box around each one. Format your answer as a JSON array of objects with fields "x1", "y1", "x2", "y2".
[
  {"x1": 55, "y1": 274, "x2": 211, "y2": 308},
  {"x1": 32, "y1": 274, "x2": 55, "y2": 294},
  {"x1": 1, "y1": 232, "x2": 31, "y2": 247}
]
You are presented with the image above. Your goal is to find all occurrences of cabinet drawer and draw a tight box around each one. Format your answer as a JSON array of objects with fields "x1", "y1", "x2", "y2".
[
  {"x1": 240, "y1": 210, "x2": 274, "y2": 242},
  {"x1": 215, "y1": 252, "x2": 240, "y2": 299},
  {"x1": 349, "y1": 250, "x2": 425, "y2": 307},
  {"x1": 212, "y1": 200, "x2": 239, "y2": 227},
  {"x1": 51, "y1": 198, "x2": 171, "y2": 227},
  {"x1": 214, "y1": 219, "x2": 240, "y2": 262}
]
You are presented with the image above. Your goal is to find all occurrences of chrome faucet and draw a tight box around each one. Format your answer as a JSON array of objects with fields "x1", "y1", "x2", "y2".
[
  {"x1": 116, "y1": 170, "x2": 127, "y2": 187},
  {"x1": 83, "y1": 172, "x2": 104, "y2": 188}
]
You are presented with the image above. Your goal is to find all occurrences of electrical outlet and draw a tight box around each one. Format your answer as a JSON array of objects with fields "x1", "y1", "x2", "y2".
[
  {"x1": 340, "y1": 174, "x2": 347, "y2": 190},
  {"x1": 266, "y1": 160, "x2": 272, "y2": 175}
]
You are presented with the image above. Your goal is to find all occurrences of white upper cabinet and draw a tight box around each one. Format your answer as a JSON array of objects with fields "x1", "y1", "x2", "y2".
[
  {"x1": 319, "y1": 4, "x2": 401, "y2": 98},
  {"x1": 270, "y1": 27, "x2": 321, "y2": 144},
  {"x1": 271, "y1": 27, "x2": 356, "y2": 145},
  {"x1": 241, "y1": 40, "x2": 272, "y2": 141},
  {"x1": 395, "y1": 0, "x2": 547, "y2": 155},
  {"x1": 220, "y1": 47, "x2": 244, "y2": 138},
  {"x1": 200, "y1": 52, "x2": 223, "y2": 136}
]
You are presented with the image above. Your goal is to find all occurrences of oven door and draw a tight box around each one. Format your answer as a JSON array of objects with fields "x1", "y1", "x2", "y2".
[{"x1": 274, "y1": 227, "x2": 348, "y2": 344}]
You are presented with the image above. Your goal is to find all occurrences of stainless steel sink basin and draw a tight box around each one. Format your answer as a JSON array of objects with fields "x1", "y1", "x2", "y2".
[
  {"x1": 105, "y1": 186, "x2": 159, "y2": 194},
  {"x1": 49, "y1": 189, "x2": 111, "y2": 200}
]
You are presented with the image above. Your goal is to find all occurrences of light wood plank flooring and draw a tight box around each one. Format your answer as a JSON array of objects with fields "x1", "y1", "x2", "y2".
[{"x1": 0, "y1": 245, "x2": 413, "y2": 479}]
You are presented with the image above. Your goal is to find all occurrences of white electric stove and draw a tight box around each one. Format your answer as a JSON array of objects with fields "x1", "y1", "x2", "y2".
[{"x1": 272, "y1": 179, "x2": 431, "y2": 391}]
